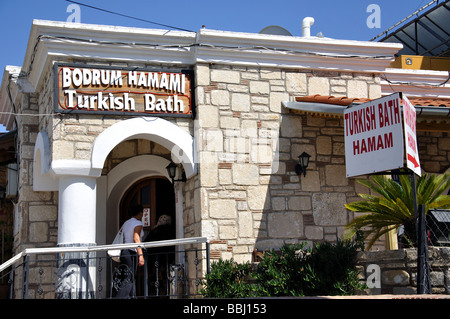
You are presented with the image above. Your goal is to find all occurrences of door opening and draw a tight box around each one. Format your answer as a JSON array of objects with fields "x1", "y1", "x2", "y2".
[
  {"x1": 120, "y1": 177, "x2": 175, "y2": 239},
  {"x1": 119, "y1": 177, "x2": 177, "y2": 297}
]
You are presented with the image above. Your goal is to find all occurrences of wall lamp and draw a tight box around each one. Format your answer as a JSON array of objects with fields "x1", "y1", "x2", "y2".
[
  {"x1": 166, "y1": 162, "x2": 187, "y2": 183},
  {"x1": 295, "y1": 152, "x2": 311, "y2": 177}
]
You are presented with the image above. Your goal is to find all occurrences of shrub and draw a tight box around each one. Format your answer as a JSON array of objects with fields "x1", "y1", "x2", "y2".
[
  {"x1": 301, "y1": 236, "x2": 366, "y2": 296},
  {"x1": 201, "y1": 236, "x2": 366, "y2": 298},
  {"x1": 252, "y1": 243, "x2": 308, "y2": 297},
  {"x1": 200, "y1": 259, "x2": 253, "y2": 298}
]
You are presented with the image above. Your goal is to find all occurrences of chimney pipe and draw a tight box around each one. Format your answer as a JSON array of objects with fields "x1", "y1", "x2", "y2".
[{"x1": 302, "y1": 17, "x2": 315, "y2": 37}]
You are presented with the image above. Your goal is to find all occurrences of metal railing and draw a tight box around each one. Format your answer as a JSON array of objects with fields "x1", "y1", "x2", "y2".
[
  {"x1": 0, "y1": 237, "x2": 210, "y2": 299},
  {"x1": 422, "y1": 209, "x2": 450, "y2": 294}
]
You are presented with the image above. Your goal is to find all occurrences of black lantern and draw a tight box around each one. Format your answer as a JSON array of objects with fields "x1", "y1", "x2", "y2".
[
  {"x1": 166, "y1": 162, "x2": 187, "y2": 183},
  {"x1": 295, "y1": 152, "x2": 311, "y2": 177}
]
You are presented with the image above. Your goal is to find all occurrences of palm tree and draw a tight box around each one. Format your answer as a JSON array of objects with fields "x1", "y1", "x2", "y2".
[{"x1": 344, "y1": 171, "x2": 450, "y2": 249}]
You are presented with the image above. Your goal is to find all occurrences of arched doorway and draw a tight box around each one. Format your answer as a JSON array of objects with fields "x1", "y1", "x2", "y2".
[
  {"x1": 120, "y1": 177, "x2": 175, "y2": 240},
  {"x1": 119, "y1": 176, "x2": 177, "y2": 297}
]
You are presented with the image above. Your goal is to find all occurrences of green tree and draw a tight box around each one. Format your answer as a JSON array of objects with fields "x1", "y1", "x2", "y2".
[{"x1": 344, "y1": 172, "x2": 450, "y2": 249}]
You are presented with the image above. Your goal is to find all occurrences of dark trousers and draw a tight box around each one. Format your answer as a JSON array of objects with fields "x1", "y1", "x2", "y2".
[{"x1": 115, "y1": 249, "x2": 138, "y2": 298}]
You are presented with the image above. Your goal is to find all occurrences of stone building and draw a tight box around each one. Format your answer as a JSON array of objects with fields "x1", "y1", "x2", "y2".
[{"x1": 0, "y1": 19, "x2": 448, "y2": 268}]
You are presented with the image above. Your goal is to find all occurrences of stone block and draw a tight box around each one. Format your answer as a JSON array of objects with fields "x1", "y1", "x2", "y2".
[
  {"x1": 53, "y1": 140, "x2": 74, "y2": 160},
  {"x1": 269, "y1": 92, "x2": 289, "y2": 113},
  {"x1": 260, "y1": 69, "x2": 281, "y2": 80},
  {"x1": 21, "y1": 145, "x2": 35, "y2": 160},
  {"x1": 250, "y1": 144, "x2": 273, "y2": 164},
  {"x1": 268, "y1": 212, "x2": 303, "y2": 238},
  {"x1": 195, "y1": 64, "x2": 210, "y2": 86},
  {"x1": 365, "y1": 248, "x2": 407, "y2": 263},
  {"x1": 239, "y1": 211, "x2": 253, "y2": 237},
  {"x1": 312, "y1": 193, "x2": 348, "y2": 226},
  {"x1": 211, "y1": 90, "x2": 230, "y2": 106},
  {"x1": 232, "y1": 93, "x2": 250, "y2": 112},
  {"x1": 317, "y1": 136, "x2": 332, "y2": 155},
  {"x1": 204, "y1": 129, "x2": 223, "y2": 152},
  {"x1": 219, "y1": 225, "x2": 238, "y2": 239},
  {"x1": 382, "y1": 270, "x2": 410, "y2": 286},
  {"x1": 325, "y1": 165, "x2": 347, "y2": 186},
  {"x1": 301, "y1": 171, "x2": 321, "y2": 192},
  {"x1": 211, "y1": 69, "x2": 240, "y2": 84},
  {"x1": 288, "y1": 196, "x2": 311, "y2": 211},
  {"x1": 271, "y1": 197, "x2": 286, "y2": 211},
  {"x1": 308, "y1": 77, "x2": 330, "y2": 95},
  {"x1": 20, "y1": 186, "x2": 52, "y2": 202},
  {"x1": 255, "y1": 239, "x2": 285, "y2": 251},
  {"x1": 233, "y1": 163, "x2": 259, "y2": 185},
  {"x1": 280, "y1": 115, "x2": 302, "y2": 138},
  {"x1": 29, "y1": 205, "x2": 57, "y2": 222},
  {"x1": 233, "y1": 254, "x2": 252, "y2": 264},
  {"x1": 65, "y1": 124, "x2": 87, "y2": 135},
  {"x1": 438, "y1": 137, "x2": 450, "y2": 151},
  {"x1": 286, "y1": 72, "x2": 307, "y2": 93},
  {"x1": 247, "y1": 185, "x2": 270, "y2": 211},
  {"x1": 228, "y1": 84, "x2": 248, "y2": 93},
  {"x1": 197, "y1": 104, "x2": 218, "y2": 128},
  {"x1": 199, "y1": 152, "x2": 218, "y2": 187},
  {"x1": 219, "y1": 169, "x2": 232, "y2": 185},
  {"x1": 347, "y1": 80, "x2": 368, "y2": 98},
  {"x1": 210, "y1": 199, "x2": 237, "y2": 219},
  {"x1": 250, "y1": 81, "x2": 270, "y2": 95},
  {"x1": 29, "y1": 222, "x2": 48, "y2": 242},
  {"x1": 202, "y1": 219, "x2": 218, "y2": 240},
  {"x1": 305, "y1": 226, "x2": 323, "y2": 240},
  {"x1": 220, "y1": 116, "x2": 240, "y2": 129},
  {"x1": 241, "y1": 120, "x2": 258, "y2": 138},
  {"x1": 227, "y1": 137, "x2": 249, "y2": 154},
  {"x1": 368, "y1": 84, "x2": 381, "y2": 99}
]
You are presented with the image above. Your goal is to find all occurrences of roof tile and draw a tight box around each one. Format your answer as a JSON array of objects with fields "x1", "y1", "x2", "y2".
[{"x1": 295, "y1": 95, "x2": 450, "y2": 107}]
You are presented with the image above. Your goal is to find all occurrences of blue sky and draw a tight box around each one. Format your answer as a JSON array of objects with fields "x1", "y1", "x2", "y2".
[{"x1": 0, "y1": 0, "x2": 432, "y2": 131}]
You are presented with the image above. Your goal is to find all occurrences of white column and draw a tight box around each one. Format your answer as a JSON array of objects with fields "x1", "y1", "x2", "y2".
[
  {"x1": 58, "y1": 176, "x2": 97, "y2": 246},
  {"x1": 56, "y1": 175, "x2": 97, "y2": 299}
]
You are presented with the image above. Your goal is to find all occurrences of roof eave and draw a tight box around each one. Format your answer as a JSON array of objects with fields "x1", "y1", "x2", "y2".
[{"x1": 19, "y1": 20, "x2": 403, "y2": 92}]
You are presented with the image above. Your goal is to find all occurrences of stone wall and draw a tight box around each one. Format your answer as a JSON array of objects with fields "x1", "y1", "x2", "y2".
[
  {"x1": 13, "y1": 60, "x2": 198, "y2": 252},
  {"x1": 14, "y1": 90, "x2": 57, "y2": 253},
  {"x1": 13, "y1": 59, "x2": 450, "y2": 263},
  {"x1": 418, "y1": 131, "x2": 450, "y2": 174},
  {"x1": 357, "y1": 247, "x2": 450, "y2": 295},
  {"x1": 195, "y1": 64, "x2": 386, "y2": 263}
]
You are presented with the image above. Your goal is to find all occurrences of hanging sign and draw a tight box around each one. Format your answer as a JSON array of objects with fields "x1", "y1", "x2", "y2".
[
  {"x1": 142, "y1": 208, "x2": 151, "y2": 227},
  {"x1": 402, "y1": 94, "x2": 421, "y2": 176},
  {"x1": 54, "y1": 64, "x2": 194, "y2": 118},
  {"x1": 344, "y1": 93, "x2": 404, "y2": 177}
]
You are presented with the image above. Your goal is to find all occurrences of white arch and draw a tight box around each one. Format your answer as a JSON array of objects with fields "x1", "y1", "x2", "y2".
[
  {"x1": 91, "y1": 117, "x2": 197, "y2": 178},
  {"x1": 33, "y1": 131, "x2": 58, "y2": 191},
  {"x1": 103, "y1": 155, "x2": 180, "y2": 244},
  {"x1": 106, "y1": 155, "x2": 171, "y2": 198}
]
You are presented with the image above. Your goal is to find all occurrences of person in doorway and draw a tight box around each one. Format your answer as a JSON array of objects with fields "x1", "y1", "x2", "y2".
[
  {"x1": 144, "y1": 214, "x2": 176, "y2": 295},
  {"x1": 115, "y1": 204, "x2": 145, "y2": 298},
  {"x1": 145, "y1": 214, "x2": 174, "y2": 242}
]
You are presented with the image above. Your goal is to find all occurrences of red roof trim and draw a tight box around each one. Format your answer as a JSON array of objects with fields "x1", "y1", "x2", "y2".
[{"x1": 295, "y1": 95, "x2": 450, "y2": 107}]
